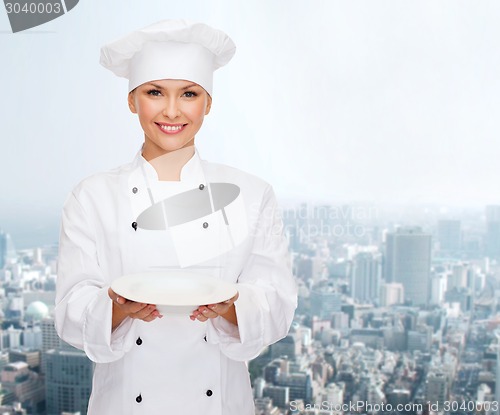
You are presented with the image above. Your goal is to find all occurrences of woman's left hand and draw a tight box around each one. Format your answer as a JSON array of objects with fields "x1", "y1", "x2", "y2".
[{"x1": 190, "y1": 292, "x2": 239, "y2": 325}]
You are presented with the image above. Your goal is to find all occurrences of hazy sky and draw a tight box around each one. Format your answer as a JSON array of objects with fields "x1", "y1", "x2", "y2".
[{"x1": 1, "y1": 0, "x2": 500, "y2": 232}]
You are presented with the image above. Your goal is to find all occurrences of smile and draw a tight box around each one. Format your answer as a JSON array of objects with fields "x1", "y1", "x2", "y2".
[{"x1": 155, "y1": 123, "x2": 186, "y2": 134}]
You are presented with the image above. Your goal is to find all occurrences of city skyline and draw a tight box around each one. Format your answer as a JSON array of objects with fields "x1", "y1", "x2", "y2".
[
  {"x1": 1, "y1": 0, "x2": 500, "y2": 225},
  {"x1": 1, "y1": 188, "x2": 500, "y2": 414}
]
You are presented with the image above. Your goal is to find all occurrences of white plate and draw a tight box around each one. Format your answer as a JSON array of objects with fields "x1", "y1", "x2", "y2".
[{"x1": 111, "y1": 271, "x2": 238, "y2": 314}]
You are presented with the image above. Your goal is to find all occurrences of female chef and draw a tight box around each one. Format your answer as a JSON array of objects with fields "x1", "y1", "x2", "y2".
[{"x1": 55, "y1": 19, "x2": 297, "y2": 414}]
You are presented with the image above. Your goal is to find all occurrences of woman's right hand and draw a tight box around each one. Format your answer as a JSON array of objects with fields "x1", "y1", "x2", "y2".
[{"x1": 108, "y1": 287, "x2": 163, "y2": 331}]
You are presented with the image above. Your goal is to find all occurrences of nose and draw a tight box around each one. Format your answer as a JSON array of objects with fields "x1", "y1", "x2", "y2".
[{"x1": 162, "y1": 98, "x2": 181, "y2": 119}]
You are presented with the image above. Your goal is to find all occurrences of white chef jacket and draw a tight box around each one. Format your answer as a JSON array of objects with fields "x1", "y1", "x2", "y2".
[{"x1": 55, "y1": 148, "x2": 297, "y2": 415}]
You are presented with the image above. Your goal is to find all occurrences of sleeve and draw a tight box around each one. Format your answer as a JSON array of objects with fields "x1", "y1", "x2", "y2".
[
  {"x1": 54, "y1": 191, "x2": 136, "y2": 363},
  {"x1": 206, "y1": 185, "x2": 298, "y2": 361}
]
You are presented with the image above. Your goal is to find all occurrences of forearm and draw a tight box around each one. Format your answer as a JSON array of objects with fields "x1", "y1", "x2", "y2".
[
  {"x1": 112, "y1": 302, "x2": 128, "y2": 331},
  {"x1": 220, "y1": 304, "x2": 238, "y2": 326}
]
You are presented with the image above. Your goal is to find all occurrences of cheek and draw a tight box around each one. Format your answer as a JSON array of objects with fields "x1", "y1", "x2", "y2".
[
  {"x1": 185, "y1": 103, "x2": 207, "y2": 124},
  {"x1": 136, "y1": 101, "x2": 159, "y2": 121}
]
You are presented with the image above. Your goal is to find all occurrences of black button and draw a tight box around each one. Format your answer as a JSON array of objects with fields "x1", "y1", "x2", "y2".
[
  {"x1": 203, "y1": 222, "x2": 209, "y2": 229},
  {"x1": 206, "y1": 390, "x2": 213, "y2": 397},
  {"x1": 131, "y1": 222, "x2": 138, "y2": 231},
  {"x1": 136, "y1": 337, "x2": 142, "y2": 346},
  {"x1": 199, "y1": 184, "x2": 205, "y2": 190},
  {"x1": 203, "y1": 335, "x2": 207, "y2": 342},
  {"x1": 132, "y1": 187, "x2": 138, "y2": 194},
  {"x1": 136, "y1": 394, "x2": 142, "y2": 403}
]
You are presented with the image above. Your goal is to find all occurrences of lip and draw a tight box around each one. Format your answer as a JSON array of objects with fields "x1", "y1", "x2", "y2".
[{"x1": 155, "y1": 122, "x2": 187, "y2": 135}]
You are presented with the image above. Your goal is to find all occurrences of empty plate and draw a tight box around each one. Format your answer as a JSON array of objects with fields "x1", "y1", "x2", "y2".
[{"x1": 111, "y1": 270, "x2": 238, "y2": 314}]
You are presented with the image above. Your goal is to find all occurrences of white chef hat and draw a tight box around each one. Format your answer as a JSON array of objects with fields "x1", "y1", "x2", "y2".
[{"x1": 99, "y1": 19, "x2": 236, "y2": 95}]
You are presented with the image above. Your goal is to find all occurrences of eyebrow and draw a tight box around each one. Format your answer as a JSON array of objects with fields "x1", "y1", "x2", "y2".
[{"x1": 148, "y1": 82, "x2": 200, "y2": 90}]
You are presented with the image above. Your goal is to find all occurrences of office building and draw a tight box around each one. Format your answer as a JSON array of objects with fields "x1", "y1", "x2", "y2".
[
  {"x1": 23, "y1": 325, "x2": 42, "y2": 350},
  {"x1": 263, "y1": 385, "x2": 289, "y2": 408},
  {"x1": 350, "y1": 329, "x2": 384, "y2": 349},
  {"x1": 447, "y1": 263, "x2": 468, "y2": 291},
  {"x1": 486, "y1": 206, "x2": 500, "y2": 259},
  {"x1": 350, "y1": 252, "x2": 382, "y2": 303},
  {"x1": 437, "y1": 220, "x2": 461, "y2": 253},
  {"x1": 310, "y1": 287, "x2": 342, "y2": 319},
  {"x1": 270, "y1": 332, "x2": 300, "y2": 359},
  {"x1": 379, "y1": 283, "x2": 404, "y2": 307},
  {"x1": 385, "y1": 227, "x2": 432, "y2": 305},
  {"x1": 45, "y1": 347, "x2": 94, "y2": 415},
  {"x1": 0, "y1": 230, "x2": 16, "y2": 269},
  {"x1": 425, "y1": 371, "x2": 448, "y2": 409},
  {"x1": 41, "y1": 317, "x2": 61, "y2": 374},
  {"x1": 9, "y1": 350, "x2": 40, "y2": 371},
  {"x1": 276, "y1": 372, "x2": 312, "y2": 405},
  {"x1": 0, "y1": 361, "x2": 44, "y2": 413},
  {"x1": 407, "y1": 326, "x2": 432, "y2": 352},
  {"x1": 430, "y1": 273, "x2": 447, "y2": 305}
]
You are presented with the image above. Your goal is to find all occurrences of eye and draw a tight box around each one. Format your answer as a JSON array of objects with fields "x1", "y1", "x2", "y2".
[
  {"x1": 183, "y1": 90, "x2": 198, "y2": 98},
  {"x1": 147, "y1": 89, "x2": 162, "y2": 96}
]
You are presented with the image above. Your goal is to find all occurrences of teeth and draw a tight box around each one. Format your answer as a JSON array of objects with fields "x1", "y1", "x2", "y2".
[{"x1": 159, "y1": 124, "x2": 183, "y2": 132}]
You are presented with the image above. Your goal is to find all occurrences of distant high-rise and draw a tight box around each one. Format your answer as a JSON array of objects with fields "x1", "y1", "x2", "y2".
[
  {"x1": 45, "y1": 347, "x2": 93, "y2": 415},
  {"x1": 486, "y1": 206, "x2": 500, "y2": 259},
  {"x1": 0, "y1": 230, "x2": 16, "y2": 269},
  {"x1": 310, "y1": 287, "x2": 342, "y2": 319},
  {"x1": 276, "y1": 372, "x2": 312, "y2": 405},
  {"x1": 379, "y1": 282, "x2": 404, "y2": 307},
  {"x1": 270, "y1": 333, "x2": 300, "y2": 359},
  {"x1": 0, "y1": 231, "x2": 6, "y2": 269},
  {"x1": 385, "y1": 227, "x2": 432, "y2": 305},
  {"x1": 1, "y1": 361, "x2": 44, "y2": 413},
  {"x1": 495, "y1": 330, "x2": 500, "y2": 410},
  {"x1": 447, "y1": 263, "x2": 468, "y2": 291},
  {"x1": 40, "y1": 317, "x2": 61, "y2": 375},
  {"x1": 430, "y1": 273, "x2": 447, "y2": 305},
  {"x1": 41, "y1": 318, "x2": 60, "y2": 351},
  {"x1": 262, "y1": 385, "x2": 289, "y2": 408},
  {"x1": 425, "y1": 371, "x2": 448, "y2": 409},
  {"x1": 350, "y1": 252, "x2": 382, "y2": 303},
  {"x1": 437, "y1": 220, "x2": 461, "y2": 253}
]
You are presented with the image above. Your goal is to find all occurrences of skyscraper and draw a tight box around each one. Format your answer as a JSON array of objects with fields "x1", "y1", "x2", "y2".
[
  {"x1": 0, "y1": 231, "x2": 6, "y2": 269},
  {"x1": 45, "y1": 347, "x2": 94, "y2": 415},
  {"x1": 379, "y1": 282, "x2": 404, "y2": 307},
  {"x1": 437, "y1": 220, "x2": 461, "y2": 253},
  {"x1": 350, "y1": 252, "x2": 382, "y2": 303},
  {"x1": 385, "y1": 227, "x2": 432, "y2": 305},
  {"x1": 486, "y1": 206, "x2": 500, "y2": 259},
  {"x1": 425, "y1": 371, "x2": 448, "y2": 409},
  {"x1": 41, "y1": 317, "x2": 61, "y2": 374},
  {"x1": 310, "y1": 286, "x2": 342, "y2": 319},
  {"x1": 0, "y1": 230, "x2": 16, "y2": 269}
]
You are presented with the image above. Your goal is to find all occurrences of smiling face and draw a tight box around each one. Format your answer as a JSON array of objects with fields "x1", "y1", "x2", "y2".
[{"x1": 128, "y1": 79, "x2": 212, "y2": 161}]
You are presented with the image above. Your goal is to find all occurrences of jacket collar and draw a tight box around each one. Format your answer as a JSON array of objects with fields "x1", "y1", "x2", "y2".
[{"x1": 132, "y1": 144, "x2": 206, "y2": 185}]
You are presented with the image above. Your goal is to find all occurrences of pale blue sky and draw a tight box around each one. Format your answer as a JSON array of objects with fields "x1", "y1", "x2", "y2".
[{"x1": 1, "y1": 0, "x2": 500, "y2": 228}]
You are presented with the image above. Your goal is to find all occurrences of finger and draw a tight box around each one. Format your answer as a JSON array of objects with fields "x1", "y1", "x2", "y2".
[
  {"x1": 108, "y1": 288, "x2": 129, "y2": 305},
  {"x1": 196, "y1": 314, "x2": 208, "y2": 322},
  {"x1": 142, "y1": 313, "x2": 159, "y2": 323},
  {"x1": 208, "y1": 303, "x2": 229, "y2": 315},
  {"x1": 122, "y1": 301, "x2": 149, "y2": 315},
  {"x1": 108, "y1": 287, "x2": 121, "y2": 303},
  {"x1": 130, "y1": 304, "x2": 156, "y2": 320},
  {"x1": 200, "y1": 307, "x2": 218, "y2": 319}
]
